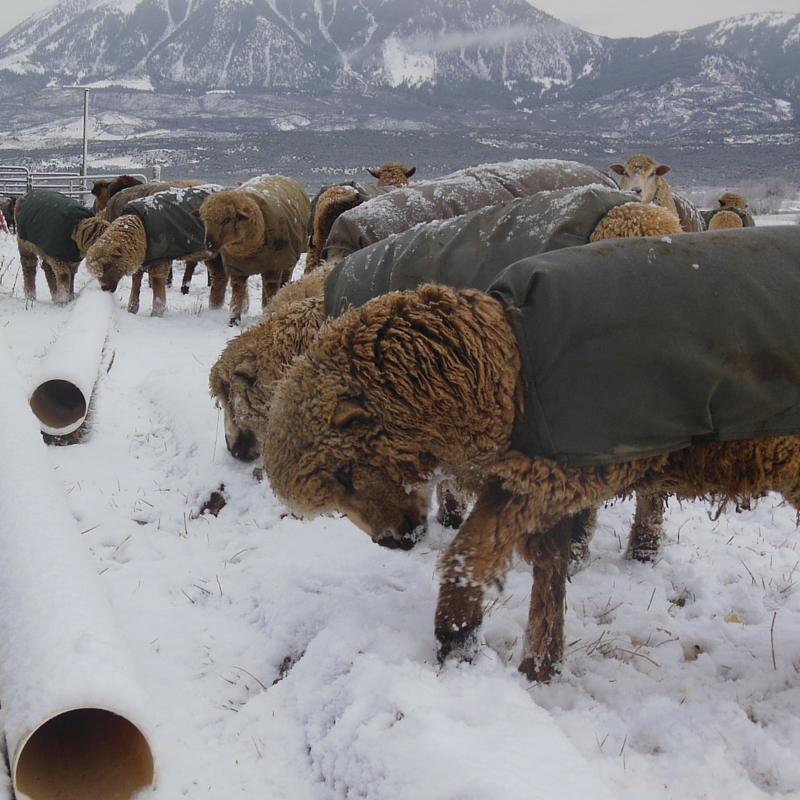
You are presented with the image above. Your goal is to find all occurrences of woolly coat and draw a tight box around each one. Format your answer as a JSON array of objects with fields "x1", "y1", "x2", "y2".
[
  {"x1": 324, "y1": 185, "x2": 634, "y2": 317},
  {"x1": 487, "y1": 225, "x2": 800, "y2": 467},
  {"x1": 322, "y1": 159, "x2": 618, "y2": 260},
  {"x1": 701, "y1": 206, "x2": 756, "y2": 228},
  {"x1": 307, "y1": 181, "x2": 388, "y2": 237},
  {"x1": 16, "y1": 189, "x2": 94, "y2": 263},
  {"x1": 121, "y1": 185, "x2": 223, "y2": 268},
  {"x1": 219, "y1": 175, "x2": 310, "y2": 278}
]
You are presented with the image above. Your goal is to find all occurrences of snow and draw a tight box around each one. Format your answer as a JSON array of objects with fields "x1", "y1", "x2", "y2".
[{"x1": 2, "y1": 216, "x2": 800, "y2": 797}]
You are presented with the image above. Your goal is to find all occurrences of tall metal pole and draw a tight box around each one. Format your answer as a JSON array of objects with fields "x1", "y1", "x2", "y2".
[{"x1": 81, "y1": 88, "x2": 89, "y2": 179}]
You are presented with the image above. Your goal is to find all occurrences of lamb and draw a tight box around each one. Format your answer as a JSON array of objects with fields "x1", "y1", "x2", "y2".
[
  {"x1": 305, "y1": 162, "x2": 416, "y2": 273},
  {"x1": 85, "y1": 184, "x2": 227, "y2": 317},
  {"x1": 263, "y1": 224, "x2": 800, "y2": 682},
  {"x1": 702, "y1": 191, "x2": 755, "y2": 229},
  {"x1": 90, "y1": 175, "x2": 143, "y2": 212},
  {"x1": 609, "y1": 154, "x2": 705, "y2": 232},
  {"x1": 15, "y1": 188, "x2": 109, "y2": 304},
  {"x1": 321, "y1": 158, "x2": 619, "y2": 266},
  {"x1": 194, "y1": 174, "x2": 311, "y2": 324}
]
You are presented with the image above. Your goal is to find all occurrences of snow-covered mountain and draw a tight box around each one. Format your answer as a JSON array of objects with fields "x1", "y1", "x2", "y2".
[{"x1": 0, "y1": 0, "x2": 798, "y2": 137}]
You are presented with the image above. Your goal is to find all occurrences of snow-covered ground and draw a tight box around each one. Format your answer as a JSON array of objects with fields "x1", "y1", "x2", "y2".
[{"x1": 2, "y1": 217, "x2": 800, "y2": 799}]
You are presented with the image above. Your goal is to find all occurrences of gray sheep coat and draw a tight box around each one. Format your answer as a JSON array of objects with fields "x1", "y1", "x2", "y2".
[
  {"x1": 488, "y1": 225, "x2": 800, "y2": 467},
  {"x1": 322, "y1": 159, "x2": 618, "y2": 260},
  {"x1": 121, "y1": 185, "x2": 223, "y2": 268},
  {"x1": 324, "y1": 184, "x2": 633, "y2": 317},
  {"x1": 16, "y1": 189, "x2": 95, "y2": 263}
]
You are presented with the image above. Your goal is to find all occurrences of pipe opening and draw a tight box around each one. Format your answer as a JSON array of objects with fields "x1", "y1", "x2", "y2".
[
  {"x1": 15, "y1": 708, "x2": 155, "y2": 800},
  {"x1": 29, "y1": 380, "x2": 87, "y2": 434}
]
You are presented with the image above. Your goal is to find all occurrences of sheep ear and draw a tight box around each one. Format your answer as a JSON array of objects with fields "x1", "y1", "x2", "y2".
[
  {"x1": 405, "y1": 167, "x2": 416, "y2": 178},
  {"x1": 656, "y1": 165, "x2": 671, "y2": 176},
  {"x1": 330, "y1": 398, "x2": 372, "y2": 428},
  {"x1": 609, "y1": 164, "x2": 625, "y2": 175},
  {"x1": 367, "y1": 168, "x2": 380, "y2": 179},
  {"x1": 233, "y1": 357, "x2": 257, "y2": 383},
  {"x1": 235, "y1": 210, "x2": 251, "y2": 222},
  {"x1": 191, "y1": 209, "x2": 200, "y2": 217}
]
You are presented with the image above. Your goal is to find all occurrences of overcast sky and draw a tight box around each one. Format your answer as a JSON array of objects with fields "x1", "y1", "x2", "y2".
[{"x1": 2, "y1": 0, "x2": 800, "y2": 39}]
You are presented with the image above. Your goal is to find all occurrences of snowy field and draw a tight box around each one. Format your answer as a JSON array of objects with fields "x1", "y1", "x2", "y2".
[{"x1": 2, "y1": 215, "x2": 800, "y2": 799}]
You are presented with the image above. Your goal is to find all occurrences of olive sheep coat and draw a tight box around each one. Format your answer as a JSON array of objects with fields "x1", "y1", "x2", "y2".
[
  {"x1": 220, "y1": 175, "x2": 310, "y2": 278},
  {"x1": 487, "y1": 225, "x2": 800, "y2": 467},
  {"x1": 16, "y1": 189, "x2": 95, "y2": 263},
  {"x1": 324, "y1": 185, "x2": 634, "y2": 317},
  {"x1": 121, "y1": 185, "x2": 223, "y2": 268},
  {"x1": 322, "y1": 159, "x2": 618, "y2": 260},
  {"x1": 701, "y1": 206, "x2": 756, "y2": 228}
]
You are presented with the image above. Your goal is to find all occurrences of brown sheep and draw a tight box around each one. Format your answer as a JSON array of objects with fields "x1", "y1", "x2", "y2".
[
  {"x1": 305, "y1": 162, "x2": 416, "y2": 273},
  {"x1": 194, "y1": 174, "x2": 311, "y2": 325},
  {"x1": 15, "y1": 189, "x2": 109, "y2": 305},
  {"x1": 609, "y1": 154, "x2": 706, "y2": 233},
  {"x1": 263, "y1": 225, "x2": 800, "y2": 682},
  {"x1": 85, "y1": 185, "x2": 227, "y2": 317},
  {"x1": 589, "y1": 202, "x2": 682, "y2": 241},
  {"x1": 90, "y1": 175, "x2": 144, "y2": 212},
  {"x1": 718, "y1": 191, "x2": 748, "y2": 210}
]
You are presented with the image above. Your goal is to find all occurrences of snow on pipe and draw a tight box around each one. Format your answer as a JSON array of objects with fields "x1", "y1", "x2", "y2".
[
  {"x1": 28, "y1": 282, "x2": 114, "y2": 437},
  {"x1": 0, "y1": 332, "x2": 156, "y2": 800}
]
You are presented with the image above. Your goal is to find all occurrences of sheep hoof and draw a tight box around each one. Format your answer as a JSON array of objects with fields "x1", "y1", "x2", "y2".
[
  {"x1": 436, "y1": 622, "x2": 480, "y2": 666},
  {"x1": 181, "y1": 285, "x2": 190, "y2": 295},
  {"x1": 519, "y1": 655, "x2": 560, "y2": 683}
]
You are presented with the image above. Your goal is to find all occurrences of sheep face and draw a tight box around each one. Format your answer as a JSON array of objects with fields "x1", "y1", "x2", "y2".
[
  {"x1": 265, "y1": 373, "x2": 431, "y2": 551},
  {"x1": 84, "y1": 214, "x2": 147, "y2": 292},
  {"x1": 610, "y1": 155, "x2": 671, "y2": 204},
  {"x1": 210, "y1": 358, "x2": 264, "y2": 462},
  {"x1": 196, "y1": 192, "x2": 258, "y2": 256},
  {"x1": 367, "y1": 162, "x2": 417, "y2": 187}
]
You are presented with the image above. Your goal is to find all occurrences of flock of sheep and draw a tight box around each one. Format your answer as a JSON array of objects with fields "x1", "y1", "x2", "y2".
[{"x1": 10, "y1": 152, "x2": 799, "y2": 684}]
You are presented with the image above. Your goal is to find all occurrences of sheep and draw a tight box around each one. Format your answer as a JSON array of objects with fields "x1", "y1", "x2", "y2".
[
  {"x1": 90, "y1": 175, "x2": 144, "y2": 212},
  {"x1": 588, "y1": 201, "x2": 682, "y2": 240},
  {"x1": 322, "y1": 158, "x2": 619, "y2": 265},
  {"x1": 194, "y1": 174, "x2": 311, "y2": 325},
  {"x1": 262, "y1": 224, "x2": 800, "y2": 682},
  {"x1": 15, "y1": 188, "x2": 110, "y2": 304},
  {"x1": 85, "y1": 184, "x2": 227, "y2": 317},
  {"x1": 609, "y1": 154, "x2": 706, "y2": 232},
  {"x1": 0, "y1": 196, "x2": 18, "y2": 233},
  {"x1": 702, "y1": 191, "x2": 755, "y2": 229},
  {"x1": 305, "y1": 162, "x2": 416, "y2": 273}
]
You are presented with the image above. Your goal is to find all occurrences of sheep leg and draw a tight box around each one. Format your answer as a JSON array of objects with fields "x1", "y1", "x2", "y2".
[
  {"x1": 435, "y1": 479, "x2": 471, "y2": 529},
  {"x1": 518, "y1": 517, "x2": 574, "y2": 682},
  {"x1": 181, "y1": 260, "x2": 197, "y2": 294},
  {"x1": 149, "y1": 264, "x2": 170, "y2": 317},
  {"x1": 228, "y1": 274, "x2": 249, "y2": 325},
  {"x1": 18, "y1": 241, "x2": 39, "y2": 301},
  {"x1": 626, "y1": 490, "x2": 666, "y2": 562},
  {"x1": 569, "y1": 505, "x2": 597, "y2": 573},
  {"x1": 435, "y1": 479, "x2": 526, "y2": 664},
  {"x1": 207, "y1": 257, "x2": 227, "y2": 310},
  {"x1": 128, "y1": 269, "x2": 143, "y2": 315},
  {"x1": 261, "y1": 270, "x2": 290, "y2": 310},
  {"x1": 49, "y1": 259, "x2": 75, "y2": 306}
]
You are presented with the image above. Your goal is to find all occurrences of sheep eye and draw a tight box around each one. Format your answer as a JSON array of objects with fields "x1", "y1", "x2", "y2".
[{"x1": 334, "y1": 463, "x2": 355, "y2": 492}]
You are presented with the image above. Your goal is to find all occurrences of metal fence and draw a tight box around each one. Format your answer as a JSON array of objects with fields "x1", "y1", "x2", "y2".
[{"x1": 0, "y1": 166, "x2": 151, "y2": 205}]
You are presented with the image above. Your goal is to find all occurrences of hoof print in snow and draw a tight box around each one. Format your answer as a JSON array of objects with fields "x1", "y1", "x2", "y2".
[{"x1": 201, "y1": 485, "x2": 227, "y2": 516}]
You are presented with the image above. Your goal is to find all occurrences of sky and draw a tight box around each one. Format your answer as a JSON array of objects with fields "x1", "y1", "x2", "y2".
[{"x1": 2, "y1": 0, "x2": 800, "y2": 39}]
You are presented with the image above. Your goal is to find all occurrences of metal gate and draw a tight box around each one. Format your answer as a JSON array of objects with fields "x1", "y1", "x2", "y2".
[{"x1": 0, "y1": 166, "x2": 150, "y2": 204}]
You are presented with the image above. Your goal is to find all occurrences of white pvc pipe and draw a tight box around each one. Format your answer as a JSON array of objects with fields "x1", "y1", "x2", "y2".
[
  {"x1": 0, "y1": 332, "x2": 156, "y2": 800},
  {"x1": 28, "y1": 282, "x2": 114, "y2": 436}
]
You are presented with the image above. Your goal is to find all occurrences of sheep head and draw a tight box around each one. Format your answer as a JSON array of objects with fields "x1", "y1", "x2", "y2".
[
  {"x1": 367, "y1": 162, "x2": 417, "y2": 186},
  {"x1": 610, "y1": 154, "x2": 671, "y2": 204},
  {"x1": 210, "y1": 355, "x2": 263, "y2": 462},
  {"x1": 72, "y1": 216, "x2": 110, "y2": 256},
  {"x1": 91, "y1": 180, "x2": 110, "y2": 211},
  {"x1": 194, "y1": 190, "x2": 265, "y2": 258},
  {"x1": 84, "y1": 213, "x2": 147, "y2": 292},
  {"x1": 718, "y1": 191, "x2": 747, "y2": 210}
]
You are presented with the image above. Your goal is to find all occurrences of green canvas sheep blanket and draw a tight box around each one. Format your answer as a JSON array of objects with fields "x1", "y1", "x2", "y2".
[
  {"x1": 16, "y1": 189, "x2": 95, "y2": 263},
  {"x1": 322, "y1": 159, "x2": 618, "y2": 261},
  {"x1": 122, "y1": 185, "x2": 224, "y2": 268},
  {"x1": 325, "y1": 184, "x2": 634, "y2": 317},
  {"x1": 488, "y1": 225, "x2": 800, "y2": 467}
]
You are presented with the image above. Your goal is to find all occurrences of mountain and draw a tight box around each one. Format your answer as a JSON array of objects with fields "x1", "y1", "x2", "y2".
[{"x1": 0, "y1": 0, "x2": 798, "y2": 144}]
